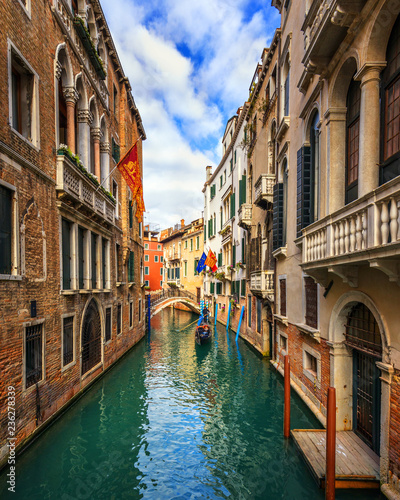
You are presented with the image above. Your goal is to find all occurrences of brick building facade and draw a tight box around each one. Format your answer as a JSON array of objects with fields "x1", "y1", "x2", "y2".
[{"x1": 0, "y1": 0, "x2": 146, "y2": 467}]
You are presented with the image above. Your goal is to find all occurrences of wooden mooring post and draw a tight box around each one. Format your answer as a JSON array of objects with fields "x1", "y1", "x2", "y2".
[
  {"x1": 284, "y1": 355, "x2": 290, "y2": 438},
  {"x1": 326, "y1": 387, "x2": 336, "y2": 500}
]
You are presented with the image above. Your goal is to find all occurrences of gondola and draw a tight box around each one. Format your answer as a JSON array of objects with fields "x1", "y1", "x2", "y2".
[{"x1": 195, "y1": 321, "x2": 212, "y2": 345}]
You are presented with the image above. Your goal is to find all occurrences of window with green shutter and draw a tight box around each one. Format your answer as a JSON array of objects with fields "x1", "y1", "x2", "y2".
[
  {"x1": 102, "y1": 238, "x2": 107, "y2": 288},
  {"x1": 128, "y1": 251, "x2": 135, "y2": 282},
  {"x1": 91, "y1": 232, "x2": 97, "y2": 289},
  {"x1": 218, "y1": 252, "x2": 222, "y2": 267},
  {"x1": 62, "y1": 218, "x2": 72, "y2": 290},
  {"x1": 216, "y1": 282, "x2": 222, "y2": 295},
  {"x1": 210, "y1": 282, "x2": 215, "y2": 294},
  {"x1": 241, "y1": 279, "x2": 246, "y2": 297},
  {"x1": 0, "y1": 185, "x2": 12, "y2": 275},
  {"x1": 211, "y1": 184, "x2": 216, "y2": 199},
  {"x1": 232, "y1": 245, "x2": 236, "y2": 266},
  {"x1": 239, "y1": 175, "x2": 246, "y2": 206},
  {"x1": 273, "y1": 183, "x2": 284, "y2": 251},
  {"x1": 78, "y1": 226, "x2": 85, "y2": 289},
  {"x1": 230, "y1": 193, "x2": 235, "y2": 219},
  {"x1": 296, "y1": 146, "x2": 312, "y2": 237},
  {"x1": 242, "y1": 237, "x2": 246, "y2": 264}
]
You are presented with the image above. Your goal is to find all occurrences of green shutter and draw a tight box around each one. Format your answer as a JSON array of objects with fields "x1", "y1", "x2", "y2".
[
  {"x1": 0, "y1": 186, "x2": 12, "y2": 274},
  {"x1": 232, "y1": 245, "x2": 236, "y2": 266},
  {"x1": 296, "y1": 146, "x2": 312, "y2": 237},
  {"x1": 78, "y1": 227, "x2": 85, "y2": 289},
  {"x1": 128, "y1": 251, "x2": 135, "y2": 282},
  {"x1": 91, "y1": 233, "x2": 97, "y2": 289},
  {"x1": 62, "y1": 219, "x2": 71, "y2": 290},
  {"x1": 230, "y1": 193, "x2": 235, "y2": 219},
  {"x1": 273, "y1": 183, "x2": 284, "y2": 251},
  {"x1": 241, "y1": 279, "x2": 246, "y2": 297},
  {"x1": 242, "y1": 237, "x2": 245, "y2": 263},
  {"x1": 218, "y1": 252, "x2": 222, "y2": 267},
  {"x1": 239, "y1": 175, "x2": 246, "y2": 206},
  {"x1": 102, "y1": 238, "x2": 107, "y2": 288},
  {"x1": 210, "y1": 282, "x2": 215, "y2": 294}
]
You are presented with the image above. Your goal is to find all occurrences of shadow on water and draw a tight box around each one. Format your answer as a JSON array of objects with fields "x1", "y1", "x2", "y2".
[{"x1": 0, "y1": 308, "x2": 385, "y2": 500}]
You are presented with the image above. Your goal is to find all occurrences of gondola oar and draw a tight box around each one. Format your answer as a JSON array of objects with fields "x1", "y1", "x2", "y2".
[{"x1": 178, "y1": 317, "x2": 200, "y2": 333}]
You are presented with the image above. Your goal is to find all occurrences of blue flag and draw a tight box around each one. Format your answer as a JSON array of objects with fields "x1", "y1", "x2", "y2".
[{"x1": 196, "y1": 252, "x2": 207, "y2": 273}]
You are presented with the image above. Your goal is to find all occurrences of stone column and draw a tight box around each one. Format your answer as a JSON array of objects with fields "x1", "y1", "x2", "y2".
[
  {"x1": 63, "y1": 87, "x2": 79, "y2": 154},
  {"x1": 77, "y1": 110, "x2": 92, "y2": 169},
  {"x1": 328, "y1": 341, "x2": 353, "y2": 431},
  {"x1": 355, "y1": 63, "x2": 386, "y2": 197},
  {"x1": 91, "y1": 128, "x2": 101, "y2": 180},
  {"x1": 100, "y1": 141, "x2": 110, "y2": 188},
  {"x1": 324, "y1": 108, "x2": 347, "y2": 214}
]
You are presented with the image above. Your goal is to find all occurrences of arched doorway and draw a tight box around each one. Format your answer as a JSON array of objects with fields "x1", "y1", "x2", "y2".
[
  {"x1": 344, "y1": 303, "x2": 382, "y2": 453},
  {"x1": 81, "y1": 299, "x2": 102, "y2": 375}
]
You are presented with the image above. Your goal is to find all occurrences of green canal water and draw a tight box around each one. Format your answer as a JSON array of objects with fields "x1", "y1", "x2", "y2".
[{"x1": 1, "y1": 309, "x2": 385, "y2": 499}]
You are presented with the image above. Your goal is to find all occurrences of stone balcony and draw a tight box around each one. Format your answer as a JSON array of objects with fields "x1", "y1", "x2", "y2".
[
  {"x1": 56, "y1": 154, "x2": 115, "y2": 224},
  {"x1": 254, "y1": 174, "x2": 275, "y2": 209},
  {"x1": 220, "y1": 220, "x2": 232, "y2": 245},
  {"x1": 298, "y1": 177, "x2": 400, "y2": 287},
  {"x1": 299, "y1": 0, "x2": 365, "y2": 92},
  {"x1": 249, "y1": 270, "x2": 274, "y2": 301},
  {"x1": 238, "y1": 204, "x2": 252, "y2": 230}
]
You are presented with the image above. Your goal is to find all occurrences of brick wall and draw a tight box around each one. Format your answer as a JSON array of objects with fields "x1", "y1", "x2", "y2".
[{"x1": 389, "y1": 372, "x2": 400, "y2": 478}]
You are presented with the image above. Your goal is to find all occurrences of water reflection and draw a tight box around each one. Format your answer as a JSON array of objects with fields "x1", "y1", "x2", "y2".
[{"x1": 0, "y1": 308, "x2": 385, "y2": 500}]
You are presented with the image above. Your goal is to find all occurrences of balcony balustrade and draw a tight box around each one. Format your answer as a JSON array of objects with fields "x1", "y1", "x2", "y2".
[
  {"x1": 299, "y1": 177, "x2": 400, "y2": 286},
  {"x1": 249, "y1": 270, "x2": 274, "y2": 300},
  {"x1": 254, "y1": 174, "x2": 275, "y2": 209},
  {"x1": 56, "y1": 154, "x2": 115, "y2": 224},
  {"x1": 220, "y1": 220, "x2": 232, "y2": 244},
  {"x1": 238, "y1": 204, "x2": 252, "y2": 230}
]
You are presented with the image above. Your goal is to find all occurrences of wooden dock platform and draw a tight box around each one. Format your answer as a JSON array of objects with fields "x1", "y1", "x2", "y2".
[{"x1": 291, "y1": 429, "x2": 380, "y2": 489}]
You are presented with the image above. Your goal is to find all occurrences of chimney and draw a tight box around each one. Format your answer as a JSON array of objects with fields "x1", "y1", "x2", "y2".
[
  {"x1": 181, "y1": 219, "x2": 185, "y2": 228},
  {"x1": 206, "y1": 165, "x2": 213, "y2": 181}
]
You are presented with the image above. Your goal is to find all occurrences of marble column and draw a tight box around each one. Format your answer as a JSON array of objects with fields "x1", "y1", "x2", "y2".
[
  {"x1": 63, "y1": 87, "x2": 79, "y2": 154},
  {"x1": 328, "y1": 341, "x2": 353, "y2": 431},
  {"x1": 100, "y1": 141, "x2": 110, "y2": 188},
  {"x1": 324, "y1": 107, "x2": 347, "y2": 214},
  {"x1": 91, "y1": 128, "x2": 101, "y2": 180},
  {"x1": 355, "y1": 63, "x2": 386, "y2": 197},
  {"x1": 77, "y1": 110, "x2": 92, "y2": 169}
]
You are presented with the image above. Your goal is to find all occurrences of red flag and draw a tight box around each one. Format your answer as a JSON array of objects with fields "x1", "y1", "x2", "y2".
[
  {"x1": 205, "y1": 249, "x2": 217, "y2": 271},
  {"x1": 117, "y1": 142, "x2": 141, "y2": 199},
  {"x1": 135, "y1": 184, "x2": 145, "y2": 223}
]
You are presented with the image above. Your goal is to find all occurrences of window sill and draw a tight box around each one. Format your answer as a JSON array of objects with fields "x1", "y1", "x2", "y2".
[
  {"x1": 116, "y1": 282, "x2": 125, "y2": 287},
  {"x1": 294, "y1": 322, "x2": 321, "y2": 343},
  {"x1": 61, "y1": 290, "x2": 79, "y2": 295},
  {"x1": 274, "y1": 314, "x2": 288, "y2": 326},
  {"x1": 0, "y1": 274, "x2": 22, "y2": 281},
  {"x1": 61, "y1": 360, "x2": 76, "y2": 373},
  {"x1": 303, "y1": 367, "x2": 321, "y2": 387}
]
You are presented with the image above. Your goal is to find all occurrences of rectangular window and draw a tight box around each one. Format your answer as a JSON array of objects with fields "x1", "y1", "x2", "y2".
[
  {"x1": 145, "y1": 243, "x2": 149, "y2": 249},
  {"x1": 157, "y1": 244, "x2": 161, "y2": 250},
  {"x1": 160, "y1": 267, "x2": 163, "y2": 276},
  {"x1": 194, "y1": 259, "x2": 198, "y2": 275},
  {"x1": 62, "y1": 316, "x2": 74, "y2": 367},
  {"x1": 256, "y1": 298, "x2": 262, "y2": 333},
  {"x1": 154, "y1": 255, "x2": 159, "y2": 263},
  {"x1": 102, "y1": 238, "x2": 107, "y2": 289},
  {"x1": 160, "y1": 280, "x2": 163, "y2": 287},
  {"x1": 10, "y1": 45, "x2": 39, "y2": 147},
  {"x1": 145, "y1": 280, "x2": 149, "y2": 286},
  {"x1": 91, "y1": 233, "x2": 97, "y2": 289},
  {"x1": 304, "y1": 276, "x2": 318, "y2": 329},
  {"x1": 112, "y1": 138, "x2": 120, "y2": 163},
  {"x1": 78, "y1": 226, "x2": 85, "y2": 289},
  {"x1": 241, "y1": 279, "x2": 246, "y2": 297},
  {"x1": 216, "y1": 282, "x2": 222, "y2": 295},
  {"x1": 25, "y1": 323, "x2": 43, "y2": 389},
  {"x1": 160, "y1": 256, "x2": 163, "y2": 263},
  {"x1": 128, "y1": 251, "x2": 135, "y2": 282},
  {"x1": 196, "y1": 236, "x2": 199, "y2": 250},
  {"x1": 280, "y1": 279, "x2": 287, "y2": 317},
  {"x1": 128, "y1": 200, "x2": 133, "y2": 228},
  {"x1": 210, "y1": 282, "x2": 215, "y2": 294},
  {"x1": 113, "y1": 84, "x2": 118, "y2": 118},
  {"x1": 116, "y1": 243, "x2": 122, "y2": 282},
  {"x1": 184, "y1": 261, "x2": 188, "y2": 277},
  {"x1": 248, "y1": 296, "x2": 252, "y2": 327},
  {"x1": 129, "y1": 301, "x2": 133, "y2": 328},
  {"x1": 145, "y1": 266, "x2": 149, "y2": 275},
  {"x1": 273, "y1": 183, "x2": 284, "y2": 251},
  {"x1": 145, "y1": 254, "x2": 149, "y2": 262},
  {"x1": 0, "y1": 185, "x2": 13, "y2": 275},
  {"x1": 62, "y1": 218, "x2": 72, "y2": 290},
  {"x1": 385, "y1": 77, "x2": 400, "y2": 160},
  {"x1": 138, "y1": 298, "x2": 142, "y2": 322},
  {"x1": 105, "y1": 307, "x2": 111, "y2": 342},
  {"x1": 190, "y1": 239, "x2": 193, "y2": 251},
  {"x1": 296, "y1": 146, "x2": 312, "y2": 237},
  {"x1": 117, "y1": 304, "x2": 122, "y2": 335}
]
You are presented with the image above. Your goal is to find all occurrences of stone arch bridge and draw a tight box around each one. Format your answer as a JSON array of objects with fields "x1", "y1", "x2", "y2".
[{"x1": 146, "y1": 289, "x2": 201, "y2": 319}]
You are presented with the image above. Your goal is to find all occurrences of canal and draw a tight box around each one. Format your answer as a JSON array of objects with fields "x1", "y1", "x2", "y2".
[{"x1": 1, "y1": 309, "x2": 385, "y2": 499}]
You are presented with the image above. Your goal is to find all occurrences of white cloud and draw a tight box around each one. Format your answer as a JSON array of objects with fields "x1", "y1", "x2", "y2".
[{"x1": 100, "y1": 0, "x2": 279, "y2": 229}]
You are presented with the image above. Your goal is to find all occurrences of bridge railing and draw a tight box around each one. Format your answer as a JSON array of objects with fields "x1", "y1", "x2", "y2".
[{"x1": 147, "y1": 288, "x2": 199, "y2": 309}]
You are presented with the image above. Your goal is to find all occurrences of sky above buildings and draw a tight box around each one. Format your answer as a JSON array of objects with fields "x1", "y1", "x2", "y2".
[{"x1": 100, "y1": 0, "x2": 280, "y2": 230}]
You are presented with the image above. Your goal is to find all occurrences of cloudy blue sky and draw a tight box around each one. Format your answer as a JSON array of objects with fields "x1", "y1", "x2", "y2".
[{"x1": 101, "y1": 0, "x2": 280, "y2": 230}]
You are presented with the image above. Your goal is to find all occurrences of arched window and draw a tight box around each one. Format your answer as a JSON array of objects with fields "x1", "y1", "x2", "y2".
[
  {"x1": 58, "y1": 79, "x2": 67, "y2": 145},
  {"x1": 346, "y1": 77, "x2": 361, "y2": 203},
  {"x1": 381, "y1": 14, "x2": 400, "y2": 183},
  {"x1": 81, "y1": 299, "x2": 102, "y2": 375}
]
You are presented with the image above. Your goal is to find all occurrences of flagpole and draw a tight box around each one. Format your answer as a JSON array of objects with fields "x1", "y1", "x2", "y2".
[{"x1": 94, "y1": 137, "x2": 140, "y2": 193}]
